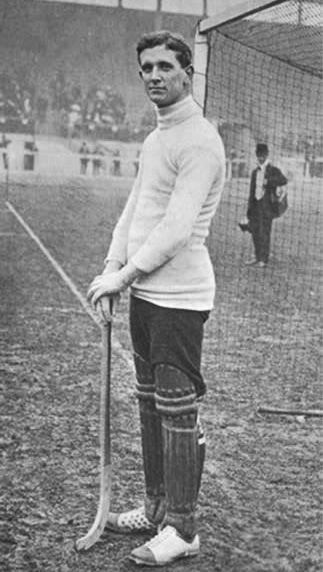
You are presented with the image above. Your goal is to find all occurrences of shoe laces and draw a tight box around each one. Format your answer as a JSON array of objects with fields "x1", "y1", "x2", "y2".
[{"x1": 146, "y1": 525, "x2": 175, "y2": 548}]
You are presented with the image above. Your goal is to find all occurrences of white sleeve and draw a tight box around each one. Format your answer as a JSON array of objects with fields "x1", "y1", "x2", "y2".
[
  {"x1": 105, "y1": 170, "x2": 142, "y2": 266},
  {"x1": 131, "y1": 143, "x2": 221, "y2": 273}
]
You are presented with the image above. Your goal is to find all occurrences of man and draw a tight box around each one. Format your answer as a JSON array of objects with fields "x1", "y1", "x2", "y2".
[
  {"x1": 92, "y1": 143, "x2": 104, "y2": 176},
  {"x1": 79, "y1": 141, "x2": 90, "y2": 175},
  {"x1": 0, "y1": 133, "x2": 11, "y2": 170},
  {"x1": 87, "y1": 30, "x2": 225, "y2": 566},
  {"x1": 23, "y1": 136, "x2": 38, "y2": 171},
  {"x1": 245, "y1": 143, "x2": 287, "y2": 268},
  {"x1": 112, "y1": 148, "x2": 121, "y2": 176}
]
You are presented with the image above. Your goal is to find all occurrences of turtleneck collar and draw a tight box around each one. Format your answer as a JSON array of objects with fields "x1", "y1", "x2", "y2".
[{"x1": 156, "y1": 95, "x2": 202, "y2": 130}]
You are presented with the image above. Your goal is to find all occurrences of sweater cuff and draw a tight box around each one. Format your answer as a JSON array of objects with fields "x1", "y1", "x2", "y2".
[{"x1": 105, "y1": 246, "x2": 127, "y2": 267}]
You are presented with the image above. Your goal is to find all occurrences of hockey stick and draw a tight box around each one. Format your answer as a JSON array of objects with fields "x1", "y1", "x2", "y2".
[
  {"x1": 258, "y1": 406, "x2": 323, "y2": 418},
  {"x1": 76, "y1": 303, "x2": 113, "y2": 551}
]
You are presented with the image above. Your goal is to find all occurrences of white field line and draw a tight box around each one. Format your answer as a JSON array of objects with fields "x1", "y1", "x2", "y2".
[{"x1": 5, "y1": 200, "x2": 133, "y2": 370}]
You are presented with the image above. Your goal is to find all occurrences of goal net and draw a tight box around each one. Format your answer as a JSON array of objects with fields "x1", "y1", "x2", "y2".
[{"x1": 194, "y1": 0, "x2": 322, "y2": 408}]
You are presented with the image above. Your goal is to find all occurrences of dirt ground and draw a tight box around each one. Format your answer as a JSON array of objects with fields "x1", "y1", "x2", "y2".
[{"x1": 1, "y1": 177, "x2": 322, "y2": 572}]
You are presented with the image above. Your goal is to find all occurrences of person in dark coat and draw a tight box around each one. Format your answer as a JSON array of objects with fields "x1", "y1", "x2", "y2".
[
  {"x1": 79, "y1": 141, "x2": 90, "y2": 175},
  {"x1": 0, "y1": 133, "x2": 11, "y2": 170},
  {"x1": 245, "y1": 143, "x2": 287, "y2": 267}
]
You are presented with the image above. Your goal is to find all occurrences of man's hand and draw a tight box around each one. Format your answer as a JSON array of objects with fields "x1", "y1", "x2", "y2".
[
  {"x1": 87, "y1": 260, "x2": 122, "y2": 324},
  {"x1": 87, "y1": 271, "x2": 129, "y2": 306},
  {"x1": 87, "y1": 261, "x2": 142, "y2": 310},
  {"x1": 95, "y1": 295, "x2": 118, "y2": 324},
  {"x1": 277, "y1": 187, "x2": 287, "y2": 201}
]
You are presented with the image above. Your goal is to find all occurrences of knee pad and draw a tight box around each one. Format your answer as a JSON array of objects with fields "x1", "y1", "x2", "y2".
[
  {"x1": 154, "y1": 364, "x2": 197, "y2": 427},
  {"x1": 134, "y1": 353, "x2": 155, "y2": 402}
]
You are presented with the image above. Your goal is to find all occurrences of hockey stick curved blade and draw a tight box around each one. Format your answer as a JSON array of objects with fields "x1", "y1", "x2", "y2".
[
  {"x1": 76, "y1": 464, "x2": 112, "y2": 550},
  {"x1": 76, "y1": 319, "x2": 112, "y2": 551}
]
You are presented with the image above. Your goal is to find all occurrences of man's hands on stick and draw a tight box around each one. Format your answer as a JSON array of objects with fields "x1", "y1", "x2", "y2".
[
  {"x1": 87, "y1": 260, "x2": 142, "y2": 323},
  {"x1": 95, "y1": 296, "x2": 118, "y2": 324}
]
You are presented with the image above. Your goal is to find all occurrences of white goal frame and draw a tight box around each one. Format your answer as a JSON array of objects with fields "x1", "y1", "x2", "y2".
[{"x1": 193, "y1": 0, "x2": 286, "y2": 111}]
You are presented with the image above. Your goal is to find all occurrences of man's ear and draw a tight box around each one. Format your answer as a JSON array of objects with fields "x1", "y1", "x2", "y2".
[
  {"x1": 139, "y1": 70, "x2": 143, "y2": 80},
  {"x1": 185, "y1": 65, "x2": 194, "y2": 81},
  {"x1": 183, "y1": 65, "x2": 194, "y2": 87}
]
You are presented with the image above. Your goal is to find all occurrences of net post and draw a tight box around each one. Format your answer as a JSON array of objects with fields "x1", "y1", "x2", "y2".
[{"x1": 193, "y1": 23, "x2": 209, "y2": 114}]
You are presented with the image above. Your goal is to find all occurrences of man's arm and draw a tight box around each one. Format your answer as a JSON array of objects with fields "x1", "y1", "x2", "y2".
[
  {"x1": 87, "y1": 162, "x2": 143, "y2": 319},
  {"x1": 88, "y1": 141, "x2": 223, "y2": 306},
  {"x1": 104, "y1": 164, "x2": 143, "y2": 267},
  {"x1": 130, "y1": 143, "x2": 223, "y2": 274},
  {"x1": 268, "y1": 165, "x2": 288, "y2": 188},
  {"x1": 275, "y1": 167, "x2": 288, "y2": 187}
]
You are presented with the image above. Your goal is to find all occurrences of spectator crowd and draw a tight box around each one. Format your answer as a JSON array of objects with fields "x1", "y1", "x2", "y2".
[
  {"x1": 0, "y1": 71, "x2": 321, "y2": 169},
  {"x1": 0, "y1": 70, "x2": 134, "y2": 139},
  {"x1": 0, "y1": 68, "x2": 156, "y2": 142},
  {"x1": 0, "y1": 73, "x2": 34, "y2": 132},
  {"x1": 50, "y1": 72, "x2": 127, "y2": 139}
]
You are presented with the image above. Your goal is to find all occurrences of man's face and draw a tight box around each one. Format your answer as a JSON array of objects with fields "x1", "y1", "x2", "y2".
[
  {"x1": 256, "y1": 153, "x2": 268, "y2": 165},
  {"x1": 139, "y1": 45, "x2": 191, "y2": 108}
]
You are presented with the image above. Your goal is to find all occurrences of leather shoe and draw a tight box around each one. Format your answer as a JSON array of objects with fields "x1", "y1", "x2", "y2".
[{"x1": 129, "y1": 525, "x2": 200, "y2": 566}]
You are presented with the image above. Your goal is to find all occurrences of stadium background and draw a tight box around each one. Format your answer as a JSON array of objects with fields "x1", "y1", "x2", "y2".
[
  {"x1": 0, "y1": 0, "x2": 321, "y2": 176},
  {"x1": 0, "y1": 0, "x2": 207, "y2": 174},
  {"x1": 0, "y1": 1, "x2": 200, "y2": 138}
]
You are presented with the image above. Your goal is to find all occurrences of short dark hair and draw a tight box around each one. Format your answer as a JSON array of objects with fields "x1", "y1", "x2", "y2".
[
  {"x1": 256, "y1": 143, "x2": 269, "y2": 155},
  {"x1": 136, "y1": 30, "x2": 192, "y2": 69}
]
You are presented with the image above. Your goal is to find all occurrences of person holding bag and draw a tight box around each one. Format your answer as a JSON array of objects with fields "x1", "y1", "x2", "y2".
[{"x1": 244, "y1": 143, "x2": 288, "y2": 268}]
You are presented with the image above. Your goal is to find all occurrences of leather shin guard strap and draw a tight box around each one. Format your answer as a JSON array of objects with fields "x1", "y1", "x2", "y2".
[
  {"x1": 134, "y1": 354, "x2": 164, "y2": 524},
  {"x1": 155, "y1": 364, "x2": 199, "y2": 541},
  {"x1": 197, "y1": 415, "x2": 206, "y2": 493}
]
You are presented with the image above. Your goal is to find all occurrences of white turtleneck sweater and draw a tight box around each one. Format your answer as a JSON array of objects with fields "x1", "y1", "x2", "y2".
[{"x1": 106, "y1": 95, "x2": 226, "y2": 310}]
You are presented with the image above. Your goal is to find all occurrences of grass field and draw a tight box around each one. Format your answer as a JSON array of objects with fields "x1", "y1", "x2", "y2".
[{"x1": 1, "y1": 172, "x2": 322, "y2": 572}]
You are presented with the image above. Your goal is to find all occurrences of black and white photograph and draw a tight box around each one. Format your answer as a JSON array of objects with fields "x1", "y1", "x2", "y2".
[{"x1": 1, "y1": 1, "x2": 322, "y2": 571}]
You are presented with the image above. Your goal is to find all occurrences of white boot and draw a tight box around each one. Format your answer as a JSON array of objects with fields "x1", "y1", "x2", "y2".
[{"x1": 129, "y1": 525, "x2": 200, "y2": 566}]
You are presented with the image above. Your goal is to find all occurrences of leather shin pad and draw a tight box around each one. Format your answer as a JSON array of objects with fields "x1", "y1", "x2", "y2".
[
  {"x1": 134, "y1": 353, "x2": 165, "y2": 524},
  {"x1": 155, "y1": 364, "x2": 199, "y2": 541}
]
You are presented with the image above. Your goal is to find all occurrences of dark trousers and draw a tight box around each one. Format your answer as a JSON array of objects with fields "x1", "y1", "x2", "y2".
[
  {"x1": 129, "y1": 295, "x2": 209, "y2": 398},
  {"x1": 250, "y1": 199, "x2": 273, "y2": 263},
  {"x1": 2, "y1": 152, "x2": 8, "y2": 170},
  {"x1": 80, "y1": 159, "x2": 88, "y2": 174}
]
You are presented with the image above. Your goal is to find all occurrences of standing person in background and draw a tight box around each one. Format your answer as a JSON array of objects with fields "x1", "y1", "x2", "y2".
[
  {"x1": 79, "y1": 141, "x2": 90, "y2": 175},
  {"x1": 23, "y1": 136, "x2": 38, "y2": 171},
  {"x1": 87, "y1": 30, "x2": 226, "y2": 567},
  {"x1": 0, "y1": 133, "x2": 11, "y2": 170},
  {"x1": 112, "y1": 148, "x2": 121, "y2": 176},
  {"x1": 245, "y1": 143, "x2": 288, "y2": 268},
  {"x1": 133, "y1": 149, "x2": 140, "y2": 177},
  {"x1": 92, "y1": 143, "x2": 104, "y2": 176}
]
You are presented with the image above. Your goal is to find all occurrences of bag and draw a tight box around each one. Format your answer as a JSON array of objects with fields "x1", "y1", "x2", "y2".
[{"x1": 270, "y1": 191, "x2": 288, "y2": 218}]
